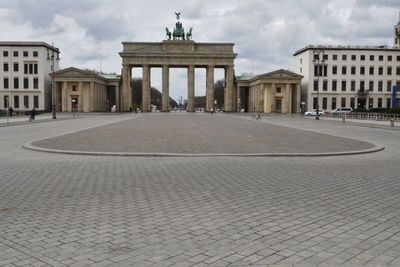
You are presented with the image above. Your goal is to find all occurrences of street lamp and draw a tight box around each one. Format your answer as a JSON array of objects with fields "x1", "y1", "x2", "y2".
[
  {"x1": 312, "y1": 49, "x2": 325, "y2": 120},
  {"x1": 46, "y1": 44, "x2": 60, "y2": 119}
]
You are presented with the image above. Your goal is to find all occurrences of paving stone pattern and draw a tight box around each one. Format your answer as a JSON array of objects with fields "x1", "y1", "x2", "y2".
[
  {"x1": 32, "y1": 113, "x2": 374, "y2": 154},
  {"x1": 1, "y1": 113, "x2": 400, "y2": 266}
]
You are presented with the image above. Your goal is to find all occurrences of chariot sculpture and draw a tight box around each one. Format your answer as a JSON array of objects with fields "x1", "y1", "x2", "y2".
[{"x1": 165, "y1": 12, "x2": 193, "y2": 41}]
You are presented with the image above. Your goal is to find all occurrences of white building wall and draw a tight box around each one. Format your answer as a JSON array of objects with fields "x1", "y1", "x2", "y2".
[
  {"x1": 293, "y1": 46, "x2": 400, "y2": 112},
  {"x1": 0, "y1": 43, "x2": 60, "y2": 112}
]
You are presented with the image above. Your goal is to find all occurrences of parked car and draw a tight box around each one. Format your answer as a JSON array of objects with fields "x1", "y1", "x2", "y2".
[
  {"x1": 331, "y1": 107, "x2": 352, "y2": 115},
  {"x1": 304, "y1": 109, "x2": 325, "y2": 116}
]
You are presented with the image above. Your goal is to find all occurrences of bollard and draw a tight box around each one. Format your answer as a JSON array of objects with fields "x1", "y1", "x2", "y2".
[{"x1": 391, "y1": 119, "x2": 395, "y2": 127}]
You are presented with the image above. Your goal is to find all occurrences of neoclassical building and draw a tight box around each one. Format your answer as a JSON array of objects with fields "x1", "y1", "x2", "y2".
[
  {"x1": 52, "y1": 67, "x2": 120, "y2": 112},
  {"x1": 236, "y1": 69, "x2": 303, "y2": 113}
]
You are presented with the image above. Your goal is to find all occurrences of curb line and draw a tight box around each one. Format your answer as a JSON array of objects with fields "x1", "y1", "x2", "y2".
[{"x1": 21, "y1": 143, "x2": 385, "y2": 158}]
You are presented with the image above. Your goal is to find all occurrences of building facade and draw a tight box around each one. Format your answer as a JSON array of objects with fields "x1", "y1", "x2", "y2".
[
  {"x1": 293, "y1": 45, "x2": 400, "y2": 111},
  {"x1": 0, "y1": 42, "x2": 59, "y2": 112},
  {"x1": 236, "y1": 69, "x2": 302, "y2": 113},
  {"x1": 53, "y1": 68, "x2": 120, "y2": 112}
]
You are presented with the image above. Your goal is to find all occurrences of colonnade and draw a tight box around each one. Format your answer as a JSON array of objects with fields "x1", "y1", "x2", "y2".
[{"x1": 121, "y1": 64, "x2": 235, "y2": 112}]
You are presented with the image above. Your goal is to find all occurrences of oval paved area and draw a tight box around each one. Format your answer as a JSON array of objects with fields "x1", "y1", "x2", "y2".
[{"x1": 31, "y1": 113, "x2": 375, "y2": 154}]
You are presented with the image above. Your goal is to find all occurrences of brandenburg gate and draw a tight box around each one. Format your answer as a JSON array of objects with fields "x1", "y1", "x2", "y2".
[{"x1": 119, "y1": 13, "x2": 237, "y2": 112}]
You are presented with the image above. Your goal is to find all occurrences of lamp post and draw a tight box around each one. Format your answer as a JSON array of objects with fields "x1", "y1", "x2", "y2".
[
  {"x1": 46, "y1": 44, "x2": 60, "y2": 119},
  {"x1": 312, "y1": 49, "x2": 325, "y2": 120}
]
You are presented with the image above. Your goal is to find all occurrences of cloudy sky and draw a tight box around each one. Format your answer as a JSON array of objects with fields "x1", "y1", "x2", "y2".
[{"x1": 0, "y1": 0, "x2": 399, "y2": 101}]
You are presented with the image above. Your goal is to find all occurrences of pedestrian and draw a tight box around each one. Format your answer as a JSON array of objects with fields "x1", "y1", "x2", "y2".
[
  {"x1": 9, "y1": 107, "x2": 13, "y2": 117},
  {"x1": 129, "y1": 107, "x2": 132, "y2": 112},
  {"x1": 31, "y1": 108, "x2": 36, "y2": 120}
]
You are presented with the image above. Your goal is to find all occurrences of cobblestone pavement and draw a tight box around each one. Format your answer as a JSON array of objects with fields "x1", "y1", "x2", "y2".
[
  {"x1": 32, "y1": 113, "x2": 374, "y2": 154},
  {"x1": 1, "y1": 113, "x2": 400, "y2": 266}
]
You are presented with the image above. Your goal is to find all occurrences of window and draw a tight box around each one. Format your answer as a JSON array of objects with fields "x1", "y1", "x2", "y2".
[
  {"x1": 342, "y1": 55, "x2": 347, "y2": 61},
  {"x1": 378, "y1": 81, "x2": 383, "y2": 92},
  {"x1": 360, "y1": 81, "x2": 365, "y2": 91},
  {"x1": 3, "y1": 78, "x2": 9, "y2": 89},
  {"x1": 24, "y1": 63, "x2": 38, "y2": 74},
  {"x1": 13, "y1": 51, "x2": 18, "y2": 57},
  {"x1": 33, "y1": 96, "x2": 39, "y2": 108},
  {"x1": 323, "y1": 65, "x2": 327, "y2": 77},
  {"x1": 322, "y1": 97, "x2": 327, "y2": 109},
  {"x1": 360, "y1": 66, "x2": 365, "y2": 75},
  {"x1": 333, "y1": 54, "x2": 338, "y2": 60},
  {"x1": 369, "y1": 81, "x2": 374, "y2": 91},
  {"x1": 33, "y1": 78, "x2": 38, "y2": 89},
  {"x1": 387, "y1": 81, "x2": 392, "y2": 92},
  {"x1": 378, "y1": 67, "x2": 383, "y2": 75},
  {"x1": 24, "y1": 95, "x2": 29, "y2": 108},
  {"x1": 342, "y1": 66, "x2": 347, "y2": 75},
  {"x1": 351, "y1": 81, "x2": 356, "y2": 91},
  {"x1": 388, "y1": 55, "x2": 392, "y2": 61},
  {"x1": 351, "y1": 66, "x2": 356, "y2": 75},
  {"x1": 3, "y1": 96, "x2": 8, "y2": 108},
  {"x1": 323, "y1": 54, "x2": 328, "y2": 60},
  {"x1": 369, "y1": 66, "x2": 374, "y2": 75},
  {"x1": 323, "y1": 80, "x2": 328, "y2": 91},
  {"x1": 313, "y1": 80, "x2": 318, "y2": 91},
  {"x1": 14, "y1": 78, "x2": 19, "y2": 89},
  {"x1": 369, "y1": 98, "x2": 373, "y2": 108},
  {"x1": 351, "y1": 55, "x2": 356, "y2": 60},
  {"x1": 370, "y1": 55, "x2": 374, "y2": 61},
  {"x1": 341, "y1": 97, "x2": 346, "y2": 107},
  {"x1": 378, "y1": 98, "x2": 382, "y2": 108},
  {"x1": 341, "y1": 80, "x2": 346, "y2": 91},
  {"x1": 23, "y1": 51, "x2": 28, "y2": 57},
  {"x1": 387, "y1": 98, "x2": 391, "y2": 108},
  {"x1": 313, "y1": 97, "x2": 318, "y2": 109},
  {"x1": 24, "y1": 78, "x2": 29, "y2": 89},
  {"x1": 13, "y1": 95, "x2": 19, "y2": 108},
  {"x1": 351, "y1": 98, "x2": 355, "y2": 109},
  {"x1": 332, "y1": 97, "x2": 337, "y2": 110},
  {"x1": 3, "y1": 51, "x2": 8, "y2": 57},
  {"x1": 332, "y1": 66, "x2": 337, "y2": 75},
  {"x1": 300, "y1": 67, "x2": 302, "y2": 73},
  {"x1": 332, "y1": 80, "x2": 337, "y2": 91},
  {"x1": 379, "y1": 55, "x2": 384, "y2": 61},
  {"x1": 3, "y1": 63, "x2": 9, "y2": 72},
  {"x1": 276, "y1": 87, "x2": 281, "y2": 93},
  {"x1": 300, "y1": 58, "x2": 302, "y2": 64},
  {"x1": 397, "y1": 55, "x2": 400, "y2": 61},
  {"x1": 387, "y1": 67, "x2": 392, "y2": 75},
  {"x1": 13, "y1": 63, "x2": 18, "y2": 72},
  {"x1": 361, "y1": 55, "x2": 365, "y2": 61},
  {"x1": 397, "y1": 67, "x2": 400, "y2": 75},
  {"x1": 72, "y1": 85, "x2": 77, "y2": 91}
]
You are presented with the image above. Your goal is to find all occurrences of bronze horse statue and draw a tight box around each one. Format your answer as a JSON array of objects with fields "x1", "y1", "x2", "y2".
[
  {"x1": 186, "y1": 28, "x2": 192, "y2": 40},
  {"x1": 166, "y1": 28, "x2": 172, "y2": 40}
]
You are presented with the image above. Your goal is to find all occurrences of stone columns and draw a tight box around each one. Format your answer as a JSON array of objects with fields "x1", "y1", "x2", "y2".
[
  {"x1": 206, "y1": 65, "x2": 214, "y2": 112},
  {"x1": 286, "y1": 83, "x2": 292, "y2": 113},
  {"x1": 162, "y1": 65, "x2": 169, "y2": 112},
  {"x1": 224, "y1": 65, "x2": 234, "y2": 112},
  {"x1": 187, "y1": 65, "x2": 195, "y2": 112},
  {"x1": 78, "y1": 82, "x2": 83, "y2": 112},
  {"x1": 142, "y1": 65, "x2": 151, "y2": 112},
  {"x1": 237, "y1": 86, "x2": 241, "y2": 112},
  {"x1": 296, "y1": 83, "x2": 301, "y2": 113},
  {"x1": 271, "y1": 83, "x2": 276, "y2": 112},
  {"x1": 121, "y1": 64, "x2": 132, "y2": 111},
  {"x1": 62, "y1": 81, "x2": 67, "y2": 112},
  {"x1": 90, "y1": 81, "x2": 95, "y2": 112},
  {"x1": 115, "y1": 84, "x2": 120, "y2": 112}
]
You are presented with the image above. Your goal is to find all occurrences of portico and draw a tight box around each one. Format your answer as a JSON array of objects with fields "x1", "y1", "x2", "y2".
[
  {"x1": 236, "y1": 69, "x2": 303, "y2": 113},
  {"x1": 119, "y1": 40, "x2": 237, "y2": 112}
]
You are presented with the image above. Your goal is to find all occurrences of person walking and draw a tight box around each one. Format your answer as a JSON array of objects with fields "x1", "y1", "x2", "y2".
[
  {"x1": 9, "y1": 107, "x2": 13, "y2": 117},
  {"x1": 31, "y1": 108, "x2": 36, "y2": 120}
]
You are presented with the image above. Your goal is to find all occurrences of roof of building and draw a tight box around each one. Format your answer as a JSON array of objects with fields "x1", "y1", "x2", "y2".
[
  {"x1": 99, "y1": 74, "x2": 121, "y2": 80},
  {"x1": 293, "y1": 45, "x2": 400, "y2": 56},
  {"x1": 0, "y1": 41, "x2": 59, "y2": 52},
  {"x1": 236, "y1": 69, "x2": 303, "y2": 84}
]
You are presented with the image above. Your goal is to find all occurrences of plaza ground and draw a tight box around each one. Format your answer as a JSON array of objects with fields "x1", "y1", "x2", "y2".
[{"x1": 1, "y1": 113, "x2": 400, "y2": 266}]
